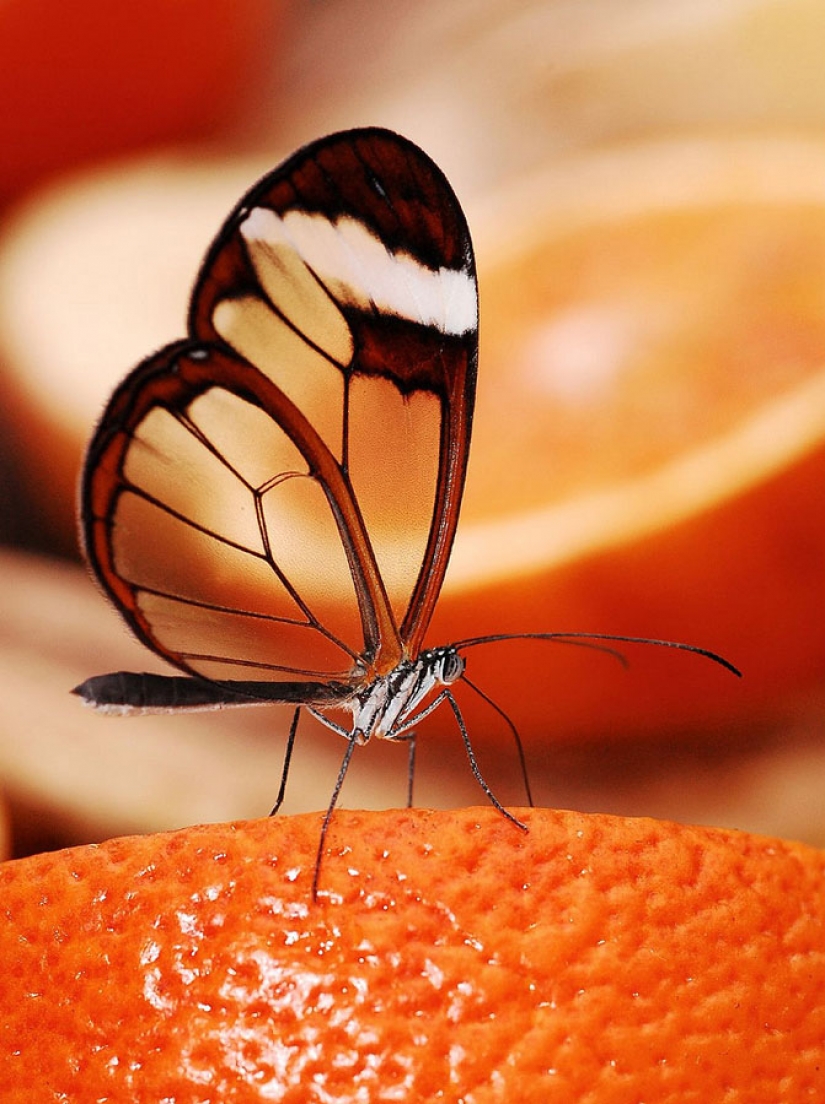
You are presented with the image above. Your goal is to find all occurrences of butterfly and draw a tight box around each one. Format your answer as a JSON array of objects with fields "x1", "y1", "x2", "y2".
[{"x1": 74, "y1": 128, "x2": 739, "y2": 894}]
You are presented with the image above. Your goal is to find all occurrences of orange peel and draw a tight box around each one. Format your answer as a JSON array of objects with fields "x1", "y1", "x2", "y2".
[{"x1": 1, "y1": 807, "x2": 823, "y2": 1100}]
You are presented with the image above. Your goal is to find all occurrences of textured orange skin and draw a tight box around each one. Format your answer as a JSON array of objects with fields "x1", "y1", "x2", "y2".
[{"x1": 1, "y1": 808, "x2": 824, "y2": 1102}]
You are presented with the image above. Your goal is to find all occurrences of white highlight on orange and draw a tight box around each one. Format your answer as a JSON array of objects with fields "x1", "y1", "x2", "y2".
[{"x1": 240, "y1": 207, "x2": 477, "y2": 337}]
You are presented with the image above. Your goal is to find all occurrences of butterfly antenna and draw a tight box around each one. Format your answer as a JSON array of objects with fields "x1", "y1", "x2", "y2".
[
  {"x1": 313, "y1": 732, "x2": 358, "y2": 901},
  {"x1": 269, "y1": 707, "x2": 300, "y2": 817},
  {"x1": 444, "y1": 690, "x2": 528, "y2": 832},
  {"x1": 460, "y1": 673, "x2": 534, "y2": 807},
  {"x1": 456, "y1": 631, "x2": 741, "y2": 677},
  {"x1": 457, "y1": 632, "x2": 629, "y2": 667}
]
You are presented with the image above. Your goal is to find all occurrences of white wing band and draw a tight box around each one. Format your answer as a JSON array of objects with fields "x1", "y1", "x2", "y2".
[{"x1": 241, "y1": 207, "x2": 477, "y2": 338}]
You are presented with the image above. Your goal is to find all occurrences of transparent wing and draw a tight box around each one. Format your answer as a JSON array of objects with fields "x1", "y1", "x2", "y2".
[{"x1": 80, "y1": 129, "x2": 477, "y2": 703}]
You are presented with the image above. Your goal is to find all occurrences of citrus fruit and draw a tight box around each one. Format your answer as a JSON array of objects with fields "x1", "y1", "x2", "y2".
[
  {"x1": 0, "y1": 0, "x2": 282, "y2": 205},
  {"x1": 435, "y1": 137, "x2": 825, "y2": 742},
  {"x1": 1, "y1": 808, "x2": 823, "y2": 1101}
]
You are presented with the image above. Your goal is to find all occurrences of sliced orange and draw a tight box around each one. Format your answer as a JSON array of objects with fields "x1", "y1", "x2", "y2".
[
  {"x1": 1, "y1": 808, "x2": 824, "y2": 1101},
  {"x1": 0, "y1": 0, "x2": 283, "y2": 205},
  {"x1": 436, "y1": 137, "x2": 825, "y2": 741}
]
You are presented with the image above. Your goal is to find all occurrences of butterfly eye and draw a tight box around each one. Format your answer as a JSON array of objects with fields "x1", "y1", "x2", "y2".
[{"x1": 439, "y1": 649, "x2": 465, "y2": 684}]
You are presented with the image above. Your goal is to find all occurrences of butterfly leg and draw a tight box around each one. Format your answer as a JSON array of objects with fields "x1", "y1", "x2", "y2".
[
  {"x1": 307, "y1": 706, "x2": 351, "y2": 738},
  {"x1": 313, "y1": 731, "x2": 359, "y2": 902},
  {"x1": 270, "y1": 706, "x2": 301, "y2": 817},
  {"x1": 398, "y1": 731, "x2": 417, "y2": 808},
  {"x1": 444, "y1": 690, "x2": 528, "y2": 831},
  {"x1": 459, "y1": 673, "x2": 534, "y2": 807}
]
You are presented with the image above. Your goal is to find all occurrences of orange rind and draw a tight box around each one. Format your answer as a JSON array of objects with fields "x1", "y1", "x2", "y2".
[{"x1": 1, "y1": 807, "x2": 823, "y2": 1101}]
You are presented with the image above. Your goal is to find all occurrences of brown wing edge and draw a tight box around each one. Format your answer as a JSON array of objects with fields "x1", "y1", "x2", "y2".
[
  {"x1": 400, "y1": 334, "x2": 476, "y2": 658},
  {"x1": 189, "y1": 127, "x2": 476, "y2": 339}
]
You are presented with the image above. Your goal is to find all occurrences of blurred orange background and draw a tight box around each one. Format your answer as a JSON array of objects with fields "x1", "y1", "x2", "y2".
[{"x1": 1, "y1": 0, "x2": 825, "y2": 860}]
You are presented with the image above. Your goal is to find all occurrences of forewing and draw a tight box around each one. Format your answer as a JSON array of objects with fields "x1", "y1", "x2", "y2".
[{"x1": 190, "y1": 128, "x2": 478, "y2": 661}]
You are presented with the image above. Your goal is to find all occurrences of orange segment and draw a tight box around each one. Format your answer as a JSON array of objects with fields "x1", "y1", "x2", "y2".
[{"x1": 1, "y1": 808, "x2": 823, "y2": 1100}]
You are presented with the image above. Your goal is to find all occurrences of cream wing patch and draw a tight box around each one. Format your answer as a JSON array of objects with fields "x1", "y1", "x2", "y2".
[{"x1": 240, "y1": 207, "x2": 477, "y2": 337}]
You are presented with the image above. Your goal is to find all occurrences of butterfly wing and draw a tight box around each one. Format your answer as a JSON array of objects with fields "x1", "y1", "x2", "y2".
[{"x1": 78, "y1": 129, "x2": 478, "y2": 711}]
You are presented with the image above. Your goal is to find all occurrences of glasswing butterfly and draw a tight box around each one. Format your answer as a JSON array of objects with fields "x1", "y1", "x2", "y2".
[{"x1": 74, "y1": 128, "x2": 738, "y2": 895}]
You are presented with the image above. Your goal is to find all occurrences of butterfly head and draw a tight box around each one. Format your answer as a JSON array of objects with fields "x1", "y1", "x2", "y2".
[{"x1": 348, "y1": 646, "x2": 464, "y2": 743}]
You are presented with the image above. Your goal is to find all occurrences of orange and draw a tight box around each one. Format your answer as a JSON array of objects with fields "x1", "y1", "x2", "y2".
[
  {"x1": 434, "y1": 138, "x2": 825, "y2": 743},
  {"x1": 1, "y1": 807, "x2": 823, "y2": 1101},
  {"x1": 0, "y1": 0, "x2": 283, "y2": 206}
]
